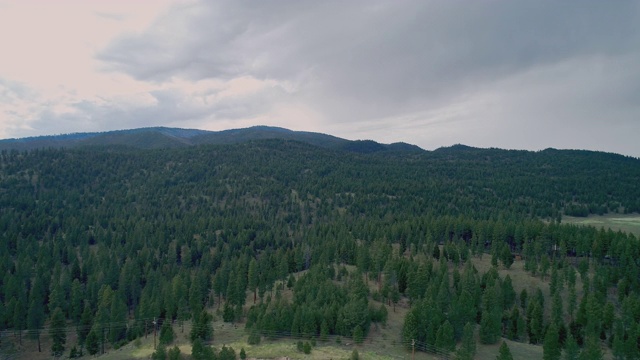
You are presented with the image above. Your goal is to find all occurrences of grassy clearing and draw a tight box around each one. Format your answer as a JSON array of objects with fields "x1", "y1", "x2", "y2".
[{"x1": 563, "y1": 213, "x2": 640, "y2": 236}]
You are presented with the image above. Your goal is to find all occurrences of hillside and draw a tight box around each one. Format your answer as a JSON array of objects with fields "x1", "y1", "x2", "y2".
[
  {"x1": 0, "y1": 136, "x2": 639, "y2": 359},
  {"x1": 0, "y1": 126, "x2": 422, "y2": 153}
]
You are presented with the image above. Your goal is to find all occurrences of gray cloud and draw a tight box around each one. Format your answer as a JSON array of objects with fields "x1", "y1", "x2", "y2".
[
  {"x1": 21, "y1": 78, "x2": 294, "y2": 138},
  {"x1": 23, "y1": 0, "x2": 640, "y2": 155}
]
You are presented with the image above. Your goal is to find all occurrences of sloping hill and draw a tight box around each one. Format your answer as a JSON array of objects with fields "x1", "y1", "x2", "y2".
[
  {"x1": 0, "y1": 126, "x2": 422, "y2": 153},
  {"x1": 1, "y1": 137, "x2": 639, "y2": 360},
  {"x1": 0, "y1": 127, "x2": 208, "y2": 151}
]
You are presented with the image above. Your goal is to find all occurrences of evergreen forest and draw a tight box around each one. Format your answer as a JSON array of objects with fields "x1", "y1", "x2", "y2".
[{"x1": 1, "y1": 134, "x2": 640, "y2": 359}]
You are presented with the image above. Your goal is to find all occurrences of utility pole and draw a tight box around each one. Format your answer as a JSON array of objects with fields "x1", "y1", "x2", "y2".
[
  {"x1": 412, "y1": 338, "x2": 415, "y2": 360},
  {"x1": 153, "y1": 318, "x2": 157, "y2": 350}
]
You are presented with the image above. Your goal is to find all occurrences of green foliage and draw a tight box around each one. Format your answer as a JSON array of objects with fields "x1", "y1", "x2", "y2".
[
  {"x1": 151, "y1": 346, "x2": 167, "y2": 360},
  {"x1": 159, "y1": 321, "x2": 175, "y2": 345},
  {"x1": 1, "y1": 139, "x2": 640, "y2": 359},
  {"x1": 351, "y1": 349, "x2": 360, "y2": 360},
  {"x1": 500, "y1": 242, "x2": 514, "y2": 269},
  {"x1": 502, "y1": 275, "x2": 516, "y2": 310},
  {"x1": 168, "y1": 346, "x2": 181, "y2": 360},
  {"x1": 456, "y1": 322, "x2": 476, "y2": 360},
  {"x1": 27, "y1": 296, "x2": 44, "y2": 343},
  {"x1": 320, "y1": 319, "x2": 329, "y2": 341},
  {"x1": 527, "y1": 300, "x2": 545, "y2": 344},
  {"x1": 219, "y1": 345, "x2": 237, "y2": 360},
  {"x1": 85, "y1": 328, "x2": 100, "y2": 355},
  {"x1": 248, "y1": 328, "x2": 261, "y2": 345},
  {"x1": 520, "y1": 288, "x2": 528, "y2": 310},
  {"x1": 564, "y1": 334, "x2": 580, "y2": 360},
  {"x1": 544, "y1": 323, "x2": 562, "y2": 360},
  {"x1": 191, "y1": 339, "x2": 215, "y2": 360},
  {"x1": 240, "y1": 347, "x2": 247, "y2": 360},
  {"x1": 370, "y1": 303, "x2": 388, "y2": 324},
  {"x1": 287, "y1": 274, "x2": 296, "y2": 289},
  {"x1": 580, "y1": 334, "x2": 603, "y2": 360},
  {"x1": 496, "y1": 341, "x2": 514, "y2": 360},
  {"x1": 353, "y1": 325, "x2": 364, "y2": 344},
  {"x1": 223, "y1": 302, "x2": 235, "y2": 323},
  {"x1": 480, "y1": 310, "x2": 501, "y2": 345},
  {"x1": 303, "y1": 341, "x2": 312, "y2": 354},
  {"x1": 69, "y1": 345, "x2": 81, "y2": 358},
  {"x1": 49, "y1": 307, "x2": 66, "y2": 358},
  {"x1": 191, "y1": 340, "x2": 235, "y2": 360},
  {"x1": 190, "y1": 310, "x2": 213, "y2": 343},
  {"x1": 435, "y1": 320, "x2": 455, "y2": 352}
]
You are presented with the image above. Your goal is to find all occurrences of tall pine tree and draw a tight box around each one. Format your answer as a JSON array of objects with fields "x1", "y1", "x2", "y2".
[{"x1": 49, "y1": 307, "x2": 66, "y2": 358}]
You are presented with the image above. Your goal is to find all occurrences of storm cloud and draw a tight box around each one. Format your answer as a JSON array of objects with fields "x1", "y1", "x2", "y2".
[{"x1": 2, "y1": 0, "x2": 639, "y2": 156}]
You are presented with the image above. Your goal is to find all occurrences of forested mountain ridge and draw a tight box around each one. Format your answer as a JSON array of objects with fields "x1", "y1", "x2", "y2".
[
  {"x1": 1, "y1": 138, "x2": 640, "y2": 359},
  {"x1": 0, "y1": 126, "x2": 422, "y2": 153}
]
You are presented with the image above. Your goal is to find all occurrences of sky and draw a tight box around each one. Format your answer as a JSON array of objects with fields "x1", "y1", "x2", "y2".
[{"x1": 1, "y1": 0, "x2": 639, "y2": 157}]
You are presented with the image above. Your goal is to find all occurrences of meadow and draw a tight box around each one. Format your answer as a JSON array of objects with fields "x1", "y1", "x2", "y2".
[{"x1": 563, "y1": 214, "x2": 640, "y2": 236}]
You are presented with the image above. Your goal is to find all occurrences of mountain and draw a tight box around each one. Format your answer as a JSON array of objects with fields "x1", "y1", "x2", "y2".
[{"x1": 0, "y1": 126, "x2": 424, "y2": 153}]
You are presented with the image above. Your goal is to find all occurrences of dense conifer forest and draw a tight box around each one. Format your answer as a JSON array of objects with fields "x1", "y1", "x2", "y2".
[{"x1": 1, "y1": 136, "x2": 639, "y2": 359}]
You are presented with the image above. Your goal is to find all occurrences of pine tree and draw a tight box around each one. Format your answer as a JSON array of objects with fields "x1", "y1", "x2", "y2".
[
  {"x1": 49, "y1": 307, "x2": 66, "y2": 358},
  {"x1": 303, "y1": 341, "x2": 312, "y2": 354},
  {"x1": 77, "y1": 302, "x2": 92, "y2": 347},
  {"x1": 520, "y1": 288, "x2": 528, "y2": 310},
  {"x1": 85, "y1": 328, "x2": 100, "y2": 355},
  {"x1": 159, "y1": 321, "x2": 175, "y2": 345},
  {"x1": 480, "y1": 310, "x2": 500, "y2": 344},
  {"x1": 70, "y1": 279, "x2": 83, "y2": 323},
  {"x1": 248, "y1": 328, "x2": 261, "y2": 345},
  {"x1": 109, "y1": 292, "x2": 128, "y2": 345},
  {"x1": 291, "y1": 308, "x2": 301, "y2": 337},
  {"x1": 563, "y1": 334, "x2": 580, "y2": 360},
  {"x1": 456, "y1": 322, "x2": 476, "y2": 360},
  {"x1": 580, "y1": 334, "x2": 602, "y2": 360},
  {"x1": 27, "y1": 297, "x2": 45, "y2": 352},
  {"x1": 351, "y1": 348, "x2": 360, "y2": 360},
  {"x1": 94, "y1": 285, "x2": 113, "y2": 353},
  {"x1": 624, "y1": 323, "x2": 639, "y2": 359},
  {"x1": 501, "y1": 242, "x2": 514, "y2": 269},
  {"x1": 552, "y1": 292, "x2": 564, "y2": 326},
  {"x1": 611, "y1": 321, "x2": 625, "y2": 360},
  {"x1": 403, "y1": 309, "x2": 419, "y2": 349},
  {"x1": 320, "y1": 319, "x2": 329, "y2": 341},
  {"x1": 585, "y1": 294, "x2": 602, "y2": 338},
  {"x1": 172, "y1": 275, "x2": 189, "y2": 333},
  {"x1": 496, "y1": 341, "x2": 514, "y2": 360},
  {"x1": 191, "y1": 338, "x2": 213, "y2": 360},
  {"x1": 248, "y1": 258, "x2": 259, "y2": 303},
  {"x1": 151, "y1": 345, "x2": 167, "y2": 360},
  {"x1": 543, "y1": 323, "x2": 561, "y2": 360},
  {"x1": 435, "y1": 320, "x2": 455, "y2": 352},
  {"x1": 168, "y1": 346, "x2": 181, "y2": 360},
  {"x1": 190, "y1": 310, "x2": 213, "y2": 343},
  {"x1": 353, "y1": 325, "x2": 364, "y2": 344},
  {"x1": 540, "y1": 255, "x2": 551, "y2": 280},
  {"x1": 528, "y1": 301, "x2": 544, "y2": 344},
  {"x1": 12, "y1": 296, "x2": 27, "y2": 346},
  {"x1": 502, "y1": 275, "x2": 516, "y2": 309}
]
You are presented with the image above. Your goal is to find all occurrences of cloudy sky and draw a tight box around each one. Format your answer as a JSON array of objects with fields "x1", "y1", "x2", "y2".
[{"x1": 1, "y1": 0, "x2": 639, "y2": 156}]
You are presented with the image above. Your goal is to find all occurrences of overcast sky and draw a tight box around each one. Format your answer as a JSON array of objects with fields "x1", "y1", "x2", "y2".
[{"x1": 1, "y1": 0, "x2": 639, "y2": 156}]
